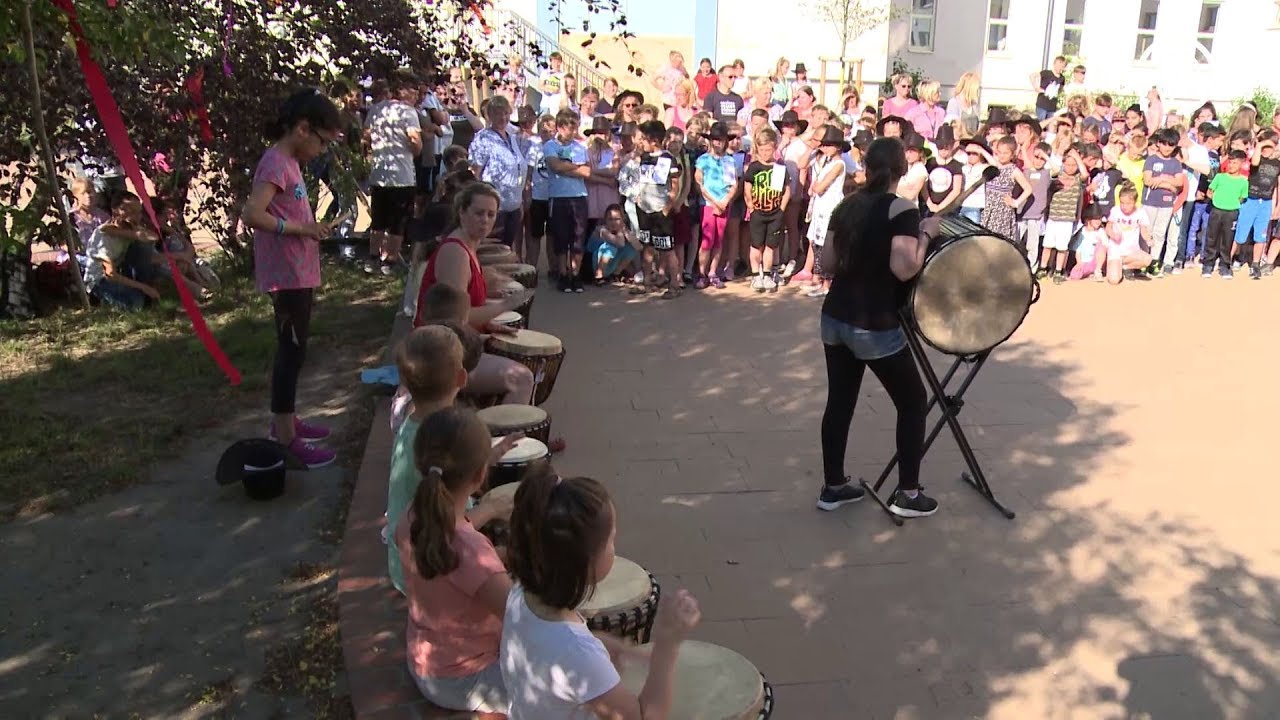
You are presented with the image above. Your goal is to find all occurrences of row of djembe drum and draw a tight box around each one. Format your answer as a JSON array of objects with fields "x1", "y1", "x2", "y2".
[{"x1": 472, "y1": 242, "x2": 775, "y2": 719}]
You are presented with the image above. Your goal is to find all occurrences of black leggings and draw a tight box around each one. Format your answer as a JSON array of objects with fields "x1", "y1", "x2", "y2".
[
  {"x1": 270, "y1": 288, "x2": 314, "y2": 415},
  {"x1": 820, "y1": 343, "x2": 926, "y2": 491}
]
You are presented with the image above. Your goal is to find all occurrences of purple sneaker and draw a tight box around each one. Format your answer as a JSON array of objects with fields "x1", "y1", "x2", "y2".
[
  {"x1": 270, "y1": 417, "x2": 331, "y2": 441},
  {"x1": 694, "y1": 276, "x2": 709, "y2": 290},
  {"x1": 711, "y1": 275, "x2": 725, "y2": 289},
  {"x1": 286, "y1": 437, "x2": 336, "y2": 469}
]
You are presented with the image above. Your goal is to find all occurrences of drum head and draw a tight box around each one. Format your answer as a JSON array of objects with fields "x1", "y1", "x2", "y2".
[
  {"x1": 620, "y1": 641, "x2": 764, "y2": 719},
  {"x1": 492, "y1": 311, "x2": 523, "y2": 326},
  {"x1": 912, "y1": 232, "x2": 1033, "y2": 356},
  {"x1": 488, "y1": 329, "x2": 563, "y2": 357},
  {"x1": 477, "y1": 404, "x2": 548, "y2": 431},
  {"x1": 580, "y1": 557, "x2": 652, "y2": 616},
  {"x1": 495, "y1": 437, "x2": 549, "y2": 465}
]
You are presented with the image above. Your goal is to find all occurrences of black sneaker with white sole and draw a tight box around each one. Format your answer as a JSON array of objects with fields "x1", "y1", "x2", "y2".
[
  {"x1": 816, "y1": 481, "x2": 865, "y2": 511},
  {"x1": 889, "y1": 488, "x2": 939, "y2": 518}
]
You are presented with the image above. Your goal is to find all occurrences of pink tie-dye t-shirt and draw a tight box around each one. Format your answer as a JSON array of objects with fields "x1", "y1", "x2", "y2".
[{"x1": 252, "y1": 147, "x2": 321, "y2": 293}]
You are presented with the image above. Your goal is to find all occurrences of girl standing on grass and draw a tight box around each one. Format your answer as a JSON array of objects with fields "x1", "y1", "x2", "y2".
[{"x1": 240, "y1": 89, "x2": 345, "y2": 468}]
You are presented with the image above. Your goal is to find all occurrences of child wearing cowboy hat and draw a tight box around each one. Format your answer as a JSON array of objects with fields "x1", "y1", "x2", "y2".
[
  {"x1": 693, "y1": 122, "x2": 740, "y2": 288},
  {"x1": 803, "y1": 125, "x2": 852, "y2": 298}
]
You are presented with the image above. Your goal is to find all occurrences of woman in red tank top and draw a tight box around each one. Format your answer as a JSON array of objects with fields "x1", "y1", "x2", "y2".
[{"x1": 413, "y1": 182, "x2": 535, "y2": 405}]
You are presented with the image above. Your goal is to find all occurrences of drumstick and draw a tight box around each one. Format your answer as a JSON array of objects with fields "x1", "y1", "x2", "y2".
[{"x1": 938, "y1": 165, "x2": 1000, "y2": 216}]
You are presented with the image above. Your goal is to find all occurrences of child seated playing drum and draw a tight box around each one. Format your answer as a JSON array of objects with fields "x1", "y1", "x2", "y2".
[
  {"x1": 387, "y1": 327, "x2": 516, "y2": 595},
  {"x1": 396, "y1": 406, "x2": 520, "y2": 713},
  {"x1": 502, "y1": 472, "x2": 703, "y2": 719},
  {"x1": 1103, "y1": 182, "x2": 1155, "y2": 284}
]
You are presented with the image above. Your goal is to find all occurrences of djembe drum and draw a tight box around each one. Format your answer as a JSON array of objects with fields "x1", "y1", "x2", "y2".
[
  {"x1": 477, "y1": 404, "x2": 551, "y2": 445},
  {"x1": 581, "y1": 557, "x2": 661, "y2": 644},
  {"x1": 488, "y1": 436, "x2": 550, "y2": 489},
  {"x1": 477, "y1": 244, "x2": 519, "y2": 267},
  {"x1": 486, "y1": 329, "x2": 564, "y2": 406},
  {"x1": 490, "y1": 310, "x2": 526, "y2": 331},
  {"x1": 619, "y1": 640, "x2": 774, "y2": 718},
  {"x1": 494, "y1": 262, "x2": 538, "y2": 289}
]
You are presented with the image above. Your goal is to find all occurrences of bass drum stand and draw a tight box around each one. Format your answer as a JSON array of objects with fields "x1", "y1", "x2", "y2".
[{"x1": 858, "y1": 308, "x2": 1017, "y2": 526}]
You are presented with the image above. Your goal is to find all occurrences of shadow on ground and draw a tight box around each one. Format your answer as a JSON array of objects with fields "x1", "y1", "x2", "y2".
[{"x1": 530, "y1": 282, "x2": 1280, "y2": 719}]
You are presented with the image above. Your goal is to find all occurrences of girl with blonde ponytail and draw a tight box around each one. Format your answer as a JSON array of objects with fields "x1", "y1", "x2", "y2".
[{"x1": 395, "y1": 407, "x2": 519, "y2": 713}]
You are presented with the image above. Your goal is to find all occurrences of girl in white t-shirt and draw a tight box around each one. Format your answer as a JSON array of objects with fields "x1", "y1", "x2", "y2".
[
  {"x1": 502, "y1": 473, "x2": 702, "y2": 720},
  {"x1": 1103, "y1": 182, "x2": 1154, "y2": 285},
  {"x1": 803, "y1": 127, "x2": 850, "y2": 298}
]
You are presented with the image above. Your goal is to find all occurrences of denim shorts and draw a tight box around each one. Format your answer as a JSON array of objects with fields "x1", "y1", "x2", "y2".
[{"x1": 820, "y1": 314, "x2": 906, "y2": 360}]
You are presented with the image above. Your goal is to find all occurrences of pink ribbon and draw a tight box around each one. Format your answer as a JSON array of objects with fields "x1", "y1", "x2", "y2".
[{"x1": 55, "y1": 0, "x2": 242, "y2": 385}]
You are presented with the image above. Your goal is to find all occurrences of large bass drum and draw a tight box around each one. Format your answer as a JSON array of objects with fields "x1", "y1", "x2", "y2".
[{"x1": 908, "y1": 215, "x2": 1039, "y2": 356}]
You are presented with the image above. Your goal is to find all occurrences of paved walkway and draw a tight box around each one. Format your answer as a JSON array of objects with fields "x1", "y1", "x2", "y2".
[{"x1": 341, "y1": 272, "x2": 1280, "y2": 719}]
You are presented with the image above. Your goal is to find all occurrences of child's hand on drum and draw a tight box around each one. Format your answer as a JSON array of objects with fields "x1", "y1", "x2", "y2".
[
  {"x1": 653, "y1": 588, "x2": 701, "y2": 642},
  {"x1": 488, "y1": 432, "x2": 524, "y2": 465},
  {"x1": 483, "y1": 320, "x2": 519, "y2": 336}
]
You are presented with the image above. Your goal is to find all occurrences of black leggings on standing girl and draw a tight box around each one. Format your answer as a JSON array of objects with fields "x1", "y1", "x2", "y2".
[
  {"x1": 820, "y1": 344, "x2": 927, "y2": 490},
  {"x1": 270, "y1": 288, "x2": 313, "y2": 414}
]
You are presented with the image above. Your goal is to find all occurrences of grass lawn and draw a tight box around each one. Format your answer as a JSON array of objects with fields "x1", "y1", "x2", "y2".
[{"x1": 0, "y1": 257, "x2": 399, "y2": 521}]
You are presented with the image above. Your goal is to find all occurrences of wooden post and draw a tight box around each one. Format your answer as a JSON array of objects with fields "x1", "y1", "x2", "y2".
[
  {"x1": 22, "y1": 0, "x2": 90, "y2": 309},
  {"x1": 818, "y1": 59, "x2": 829, "y2": 106}
]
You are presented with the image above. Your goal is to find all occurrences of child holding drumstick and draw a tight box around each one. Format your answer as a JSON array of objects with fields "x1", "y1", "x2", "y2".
[{"x1": 502, "y1": 473, "x2": 702, "y2": 719}]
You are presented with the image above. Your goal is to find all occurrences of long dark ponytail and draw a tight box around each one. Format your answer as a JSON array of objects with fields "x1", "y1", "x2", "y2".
[
  {"x1": 409, "y1": 407, "x2": 493, "y2": 579},
  {"x1": 829, "y1": 137, "x2": 907, "y2": 275}
]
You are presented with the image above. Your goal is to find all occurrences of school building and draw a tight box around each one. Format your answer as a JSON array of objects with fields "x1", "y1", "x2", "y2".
[{"x1": 494, "y1": 0, "x2": 1279, "y2": 114}]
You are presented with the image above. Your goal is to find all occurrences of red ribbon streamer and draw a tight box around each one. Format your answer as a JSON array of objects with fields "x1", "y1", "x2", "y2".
[
  {"x1": 184, "y1": 67, "x2": 215, "y2": 144},
  {"x1": 54, "y1": 0, "x2": 242, "y2": 385}
]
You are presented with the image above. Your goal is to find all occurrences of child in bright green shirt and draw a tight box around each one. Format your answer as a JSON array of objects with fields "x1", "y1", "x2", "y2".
[{"x1": 1203, "y1": 150, "x2": 1250, "y2": 278}]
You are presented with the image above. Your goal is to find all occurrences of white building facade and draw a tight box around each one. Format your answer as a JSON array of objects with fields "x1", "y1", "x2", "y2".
[{"x1": 499, "y1": 0, "x2": 1280, "y2": 114}]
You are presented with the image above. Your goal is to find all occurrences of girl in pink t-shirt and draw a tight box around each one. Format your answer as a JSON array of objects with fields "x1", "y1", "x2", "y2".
[
  {"x1": 396, "y1": 407, "x2": 521, "y2": 713},
  {"x1": 241, "y1": 89, "x2": 345, "y2": 468}
]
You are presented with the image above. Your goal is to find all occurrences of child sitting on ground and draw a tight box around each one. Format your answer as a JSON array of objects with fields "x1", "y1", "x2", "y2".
[
  {"x1": 1068, "y1": 204, "x2": 1108, "y2": 281},
  {"x1": 397, "y1": 406, "x2": 521, "y2": 713},
  {"x1": 70, "y1": 176, "x2": 109, "y2": 251},
  {"x1": 1104, "y1": 182, "x2": 1155, "y2": 284},
  {"x1": 586, "y1": 203, "x2": 640, "y2": 284},
  {"x1": 502, "y1": 471, "x2": 703, "y2": 718},
  {"x1": 153, "y1": 197, "x2": 220, "y2": 296}
]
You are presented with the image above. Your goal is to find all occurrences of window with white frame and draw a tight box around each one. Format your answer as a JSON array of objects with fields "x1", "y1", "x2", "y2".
[
  {"x1": 1195, "y1": 2, "x2": 1219, "y2": 64},
  {"x1": 909, "y1": 0, "x2": 936, "y2": 51},
  {"x1": 987, "y1": 0, "x2": 1011, "y2": 53},
  {"x1": 1134, "y1": 0, "x2": 1160, "y2": 61},
  {"x1": 1063, "y1": 0, "x2": 1086, "y2": 57}
]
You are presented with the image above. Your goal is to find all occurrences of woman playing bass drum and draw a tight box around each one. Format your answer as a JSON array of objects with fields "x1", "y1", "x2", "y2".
[{"x1": 815, "y1": 137, "x2": 941, "y2": 519}]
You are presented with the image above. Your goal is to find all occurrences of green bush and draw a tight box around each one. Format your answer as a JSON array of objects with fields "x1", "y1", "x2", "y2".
[
  {"x1": 879, "y1": 56, "x2": 925, "y2": 100},
  {"x1": 1229, "y1": 87, "x2": 1278, "y2": 127}
]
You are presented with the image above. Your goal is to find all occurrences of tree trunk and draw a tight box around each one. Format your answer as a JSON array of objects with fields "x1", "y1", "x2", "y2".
[{"x1": 22, "y1": 0, "x2": 91, "y2": 310}]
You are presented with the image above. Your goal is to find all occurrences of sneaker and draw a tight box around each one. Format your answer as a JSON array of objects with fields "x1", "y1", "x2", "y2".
[
  {"x1": 1170, "y1": 263, "x2": 1183, "y2": 275},
  {"x1": 558, "y1": 276, "x2": 572, "y2": 293},
  {"x1": 816, "y1": 481, "x2": 865, "y2": 511},
  {"x1": 1052, "y1": 272, "x2": 1066, "y2": 285},
  {"x1": 1221, "y1": 266, "x2": 1234, "y2": 280},
  {"x1": 682, "y1": 272, "x2": 694, "y2": 284},
  {"x1": 769, "y1": 271, "x2": 780, "y2": 293},
  {"x1": 572, "y1": 277, "x2": 585, "y2": 293},
  {"x1": 285, "y1": 437, "x2": 336, "y2": 469},
  {"x1": 1263, "y1": 264, "x2": 1275, "y2": 277},
  {"x1": 1160, "y1": 263, "x2": 1175, "y2": 276},
  {"x1": 1092, "y1": 272, "x2": 1105, "y2": 282},
  {"x1": 362, "y1": 260, "x2": 376, "y2": 274},
  {"x1": 633, "y1": 271, "x2": 645, "y2": 284},
  {"x1": 1035, "y1": 268, "x2": 1049, "y2": 280},
  {"x1": 806, "y1": 286, "x2": 828, "y2": 298},
  {"x1": 269, "y1": 417, "x2": 332, "y2": 442},
  {"x1": 889, "y1": 488, "x2": 939, "y2": 518},
  {"x1": 1201, "y1": 264, "x2": 1215, "y2": 278},
  {"x1": 711, "y1": 275, "x2": 725, "y2": 289},
  {"x1": 751, "y1": 275, "x2": 765, "y2": 293},
  {"x1": 782, "y1": 260, "x2": 797, "y2": 279},
  {"x1": 379, "y1": 262, "x2": 397, "y2": 277},
  {"x1": 1250, "y1": 263, "x2": 1262, "y2": 280},
  {"x1": 695, "y1": 276, "x2": 709, "y2": 290},
  {"x1": 1232, "y1": 260, "x2": 1243, "y2": 271},
  {"x1": 791, "y1": 270, "x2": 814, "y2": 283}
]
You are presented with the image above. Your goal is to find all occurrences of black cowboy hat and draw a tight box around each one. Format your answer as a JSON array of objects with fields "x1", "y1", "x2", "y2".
[
  {"x1": 935, "y1": 124, "x2": 957, "y2": 149},
  {"x1": 903, "y1": 132, "x2": 926, "y2": 151},
  {"x1": 876, "y1": 115, "x2": 909, "y2": 136},
  {"x1": 584, "y1": 115, "x2": 612, "y2": 136},
  {"x1": 216, "y1": 438, "x2": 307, "y2": 501},
  {"x1": 817, "y1": 124, "x2": 851, "y2": 153},
  {"x1": 706, "y1": 121, "x2": 737, "y2": 140},
  {"x1": 776, "y1": 110, "x2": 808, "y2": 135},
  {"x1": 614, "y1": 89, "x2": 645, "y2": 111},
  {"x1": 794, "y1": 62, "x2": 808, "y2": 74}
]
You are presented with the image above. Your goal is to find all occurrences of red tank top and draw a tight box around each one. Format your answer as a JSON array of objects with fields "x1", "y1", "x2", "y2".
[{"x1": 415, "y1": 237, "x2": 487, "y2": 327}]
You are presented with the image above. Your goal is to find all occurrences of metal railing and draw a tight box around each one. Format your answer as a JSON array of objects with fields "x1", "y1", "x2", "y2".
[{"x1": 483, "y1": 8, "x2": 606, "y2": 92}]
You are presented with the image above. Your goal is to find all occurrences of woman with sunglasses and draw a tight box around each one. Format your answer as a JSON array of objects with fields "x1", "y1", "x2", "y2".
[{"x1": 881, "y1": 73, "x2": 918, "y2": 120}]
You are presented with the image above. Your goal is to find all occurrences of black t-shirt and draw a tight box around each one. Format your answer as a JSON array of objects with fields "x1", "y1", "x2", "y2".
[
  {"x1": 1248, "y1": 156, "x2": 1280, "y2": 199},
  {"x1": 1036, "y1": 70, "x2": 1065, "y2": 113},
  {"x1": 745, "y1": 161, "x2": 788, "y2": 215},
  {"x1": 925, "y1": 159, "x2": 963, "y2": 206},
  {"x1": 822, "y1": 192, "x2": 920, "y2": 331},
  {"x1": 703, "y1": 90, "x2": 745, "y2": 124},
  {"x1": 1089, "y1": 167, "x2": 1125, "y2": 215},
  {"x1": 1198, "y1": 150, "x2": 1220, "y2": 194},
  {"x1": 596, "y1": 99, "x2": 615, "y2": 117}
]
